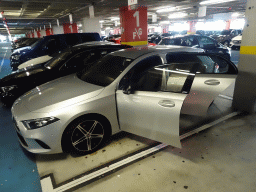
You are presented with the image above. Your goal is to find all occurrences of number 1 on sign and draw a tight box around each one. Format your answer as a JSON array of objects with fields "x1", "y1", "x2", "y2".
[
  {"x1": 133, "y1": 11, "x2": 139, "y2": 27},
  {"x1": 69, "y1": 25, "x2": 73, "y2": 33}
]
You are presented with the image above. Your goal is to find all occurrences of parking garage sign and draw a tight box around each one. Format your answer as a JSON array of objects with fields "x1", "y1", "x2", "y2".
[{"x1": 120, "y1": 6, "x2": 147, "y2": 46}]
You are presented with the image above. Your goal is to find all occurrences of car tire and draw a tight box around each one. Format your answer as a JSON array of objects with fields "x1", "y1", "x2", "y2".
[
  {"x1": 62, "y1": 115, "x2": 111, "y2": 155},
  {"x1": 223, "y1": 41, "x2": 229, "y2": 47}
]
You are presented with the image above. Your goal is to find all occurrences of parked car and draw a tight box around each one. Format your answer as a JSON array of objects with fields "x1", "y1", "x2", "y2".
[
  {"x1": 10, "y1": 33, "x2": 101, "y2": 71},
  {"x1": 148, "y1": 34, "x2": 162, "y2": 44},
  {"x1": 11, "y1": 37, "x2": 30, "y2": 47},
  {"x1": 230, "y1": 34, "x2": 242, "y2": 50},
  {"x1": 11, "y1": 45, "x2": 238, "y2": 155},
  {"x1": 0, "y1": 42, "x2": 131, "y2": 105},
  {"x1": 11, "y1": 38, "x2": 41, "y2": 52},
  {"x1": 211, "y1": 29, "x2": 242, "y2": 47},
  {"x1": 159, "y1": 34, "x2": 231, "y2": 60}
]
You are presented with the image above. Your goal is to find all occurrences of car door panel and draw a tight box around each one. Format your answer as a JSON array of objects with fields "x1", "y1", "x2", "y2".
[
  {"x1": 116, "y1": 90, "x2": 187, "y2": 148},
  {"x1": 181, "y1": 74, "x2": 237, "y2": 116}
]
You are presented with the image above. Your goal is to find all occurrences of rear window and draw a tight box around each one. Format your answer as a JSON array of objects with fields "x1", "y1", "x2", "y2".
[{"x1": 159, "y1": 38, "x2": 182, "y2": 45}]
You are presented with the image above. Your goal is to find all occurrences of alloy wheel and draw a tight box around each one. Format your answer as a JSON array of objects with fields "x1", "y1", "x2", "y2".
[{"x1": 71, "y1": 120, "x2": 104, "y2": 152}]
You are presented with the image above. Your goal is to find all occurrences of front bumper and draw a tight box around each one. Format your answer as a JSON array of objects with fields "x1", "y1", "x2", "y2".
[{"x1": 12, "y1": 114, "x2": 64, "y2": 154}]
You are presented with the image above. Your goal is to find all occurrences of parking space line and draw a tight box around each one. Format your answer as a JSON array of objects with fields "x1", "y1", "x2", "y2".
[
  {"x1": 0, "y1": 52, "x2": 7, "y2": 72},
  {"x1": 40, "y1": 143, "x2": 167, "y2": 192},
  {"x1": 40, "y1": 111, "x2": 240, "y2": 192}
]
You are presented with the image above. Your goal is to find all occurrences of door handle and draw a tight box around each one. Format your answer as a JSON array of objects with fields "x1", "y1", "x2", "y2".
[
  {"x1": 158, "y1": 100, "x2": 175, "y2": 108},
  {"x1": 204, "y1": 79, "x2": 220, "y2": 85}
]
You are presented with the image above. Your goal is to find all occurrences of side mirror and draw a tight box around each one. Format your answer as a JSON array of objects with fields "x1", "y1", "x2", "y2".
[{"x1": 123, "y1": 85, "x2": 133, "y2": 94}]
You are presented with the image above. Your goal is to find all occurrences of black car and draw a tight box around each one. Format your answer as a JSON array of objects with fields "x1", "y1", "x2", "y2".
[
  {"x1": 11, "y1": 38, "x2": 41, "y2": 52},
  {"x1": 159, "y1": 34, "x2": 231, "y2": 60},
  {"x1": 0, "y1": 42, "x2": 131, "y2": 105}
]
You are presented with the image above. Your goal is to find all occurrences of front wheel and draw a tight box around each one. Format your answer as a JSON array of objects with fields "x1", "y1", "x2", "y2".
[{"x1": 62, "y1": 116, "x2": 111, "y2": 155}]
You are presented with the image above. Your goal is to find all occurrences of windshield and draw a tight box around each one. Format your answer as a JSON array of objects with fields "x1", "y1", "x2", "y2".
[
  {"x1": 44, "y1": 51, "x2": 71, "y2": 69},
  {"x1": 30, "y1": 38, "x2": 43, "y2": 49},
  {"x1": 77, "y1": 55, "x2": 134, "y2": 87}
]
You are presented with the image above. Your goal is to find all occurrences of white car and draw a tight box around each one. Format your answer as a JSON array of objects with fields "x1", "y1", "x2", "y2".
[
  {"x1": 230, "y1": 34, "x2": 242, "y2": 50},
  {"x1": 11, "y1": 46, "x2": 238, "y2": 155}
]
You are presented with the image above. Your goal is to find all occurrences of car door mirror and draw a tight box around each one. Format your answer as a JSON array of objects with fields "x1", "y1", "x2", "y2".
[
  {"x1": 120, "y1": 72, "x2": 134, "y2": 94},
  {"x1": 123, "y1": 85, "x2": 133, "y2": 95}
]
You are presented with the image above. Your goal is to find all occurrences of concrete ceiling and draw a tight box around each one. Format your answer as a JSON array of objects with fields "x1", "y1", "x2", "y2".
[{"x1": 0, "y1": 0, "x2": 247, "y2": 35}]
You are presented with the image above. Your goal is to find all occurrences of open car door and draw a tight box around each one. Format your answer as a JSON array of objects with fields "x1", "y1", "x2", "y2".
[
  {"x1": 181, "y1": 54, "x2": 238, "y2": 116},
  {"x1": 116, "y1": 55, "x2": 199, "y2": 148},
  {"x1": 116, "y1": 54, "x2": 238, "y2": 148}
]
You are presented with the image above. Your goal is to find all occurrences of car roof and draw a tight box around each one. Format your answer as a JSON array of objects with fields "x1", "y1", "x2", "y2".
[
  {"x1": 71, "y1": 41, "x2": 132, "y2": 51},
  {"x1": 110, "y1": 45, "x2": 204, "y2": 59}
]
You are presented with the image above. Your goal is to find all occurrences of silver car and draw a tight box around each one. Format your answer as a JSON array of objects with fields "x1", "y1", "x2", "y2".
[{"x1": 11, "y1": 46, "x2": 238, "y2": 155}]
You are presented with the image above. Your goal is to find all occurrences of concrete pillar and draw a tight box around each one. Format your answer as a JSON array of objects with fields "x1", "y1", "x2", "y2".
[
  {"x1": 188, "y1": 21, "x2": 197, "y2": 34},
  {"x1": 232, "y1": 0, "x2": 256, "y2": 113},
  {"x1": 162, "y1": 25, "x2": 169, "y2": 33},
  {"x1": 52, "y1": 25, "x2": 64, "y2": 34},
  {"x1": 225, "y1": 19, "x2": 231, "y2": 30},
  {"x1": 41, "y1": 29, "x2": 46, "y2": 37},
  {"x1": 81, "y1": 17, "x2": 101, "y2": 34}
]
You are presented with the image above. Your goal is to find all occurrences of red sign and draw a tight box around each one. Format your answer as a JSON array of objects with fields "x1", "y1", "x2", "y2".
[
  {"x1": 63, "y1": 23, "x2": 78, "y2": 34},
  {"x1": 46, "y1": 28, "x2": 53, "y2": 36},
  {"x1": 120, "y1": 6, "x2": 147, "y2": 46}
]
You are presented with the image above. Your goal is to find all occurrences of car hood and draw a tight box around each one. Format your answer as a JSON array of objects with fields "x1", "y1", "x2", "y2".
[
  {"x1": 18, "y1": 74, "x2": 104, "y2": 113},
  {"x1": 12, "y1": 46, "x2": 31, "y2": 54},
  {"x1": 0, "y1": 65, "x2": 46, "y2": 86}
]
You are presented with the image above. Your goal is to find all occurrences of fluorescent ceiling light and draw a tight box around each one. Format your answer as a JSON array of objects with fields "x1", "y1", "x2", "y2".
[
  {"x1": 156, "y1": 7, "x2": 176, "y2": 13},
  {"x1": 168, "y1": 12, "x2": 188, "y2": 19},
  {"x1": 200, "y1": 0, "x2": 236, "y2": 5},
  {"x1": 110, "y1": 17, "x2": 120, "y2": 21},
  {"x1": 99, "y1": 20, "x2": 104, "y2": 23},
  {"x1": 160, "y1": 21, "x2": 170, "y2": 24}
]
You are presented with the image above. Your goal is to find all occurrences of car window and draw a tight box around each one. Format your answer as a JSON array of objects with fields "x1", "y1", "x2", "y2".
[
  {"x1": 196, "y1": 55, "x2": 237, "y2": 74},
  {"x1": 182, "y1": 36, "x2": 198, "y2": 46},
  {"x1": 44, "y1": 51, "x2": 71, "y2": 69},
  {"x1": 77, "y1": 55, "x2": 134, "y2": 87},
  {"x1": 207, "y1": 55, "x2": 237, "y2": 74},
  {"x1": 61, "y1": 49, "x2": 118, "y2": 71},
  {"x1": 159, "y1": 38, "x2": 182, "y2": 46},
  {"x1": 198, "y1": 36, "x2": 215, "y2": 45},
  {"x1": 60, "y1": 51, "x2": 92, "y2": 70},
  {"x1": 130, "y1": 63, "x2": 198, "y2": 94}
]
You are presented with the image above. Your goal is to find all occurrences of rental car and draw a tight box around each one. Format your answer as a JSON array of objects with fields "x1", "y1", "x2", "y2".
[
  {"x1": 159, "y1": 34, "x2": 231, "y2": 60},
  {"x1": 11, "y1": 46, "x2": 238, "y2": 155},
  {"x1": 0, "y1": 42, "x2": 131, "y2": 105},
  {"x1": 10, "y1": 33, "x2": 101, "y2": 71}
]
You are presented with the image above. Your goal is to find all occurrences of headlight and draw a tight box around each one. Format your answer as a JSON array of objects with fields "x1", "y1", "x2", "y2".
[
  {"x1": 12, "y1": 55, "x2": 21, "y2": 60},
  {"x1": 1, "y1": 85, "x2": 17, "y2": 93},
  {"x1": 21, "y1": 117, "x2": 60, "y2": 130}
]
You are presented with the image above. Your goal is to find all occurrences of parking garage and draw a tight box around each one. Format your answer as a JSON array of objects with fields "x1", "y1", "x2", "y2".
[{"x1": 0, "y1": 0, "x2": 256, "y2": 192}]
